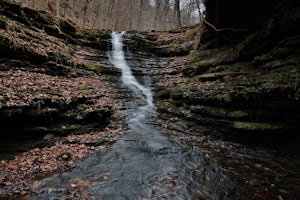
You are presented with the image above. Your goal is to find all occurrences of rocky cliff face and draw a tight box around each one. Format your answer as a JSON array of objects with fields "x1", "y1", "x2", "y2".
[
  {"x1": 136, "y1": 2, "x2": 300, "y2": 198},
  {"x1": 145, "y1": 0, "x2": 300, "y2": 142},
  {"x1": 0, "y1": 1, "x2": 130, "y2": 196},
  {"x1": 0, "y1": 0, "x2": 125, "y2": 159}
]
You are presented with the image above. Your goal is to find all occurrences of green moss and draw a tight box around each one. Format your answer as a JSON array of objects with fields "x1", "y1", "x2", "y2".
[
  {"x1": 216, "y1": 92, "x2": 233, "y2": 103},
  {"x1": 77, "y1": 85, "x2": 93, "y2": 94},
  {"x1": 82, "y1": 89, "x2": 93, "y2": 95},
  {"x1": 231, "y1": 62, "x2": 251, "y2": 71},
  {"x1": 227, "y1": 110, "x2": 248, "y2": 118},
  {"x1": 85, "y1": 63, "x2": 117, "y2": 74},
  {"x1": 76, "y1": 104, "x2": 89, "y2": 112},
  {"x1": 78, "y1": 29, "x2": 98, "y2": 40},
  {"x1": 237, "y1": 86, "x2": 260, "y2": 100},
  {"x1": 169, "y1": 82, "x2": 191, "y2": 94},
  {"x1": 171, "y1": 38, "x2": 184, "y2": 44},
  {"x1": 155, "y1": 89, "x2": 171, "y2": 99},
  {"x1": 77, "y1": 84, "x2": 88, "y2": 90},
  {"x1": 233, "y1": 121, "x2": 283, "y2": 131},
  {"x1": 85, "y1": 63, "x2": 104, "y2": 73},
  {"x1": 74, "y1": 31, "x2": 84, "y2": 38},
  {"x1": 43, "y1": 88, "x2": 60, "y2": 95},
  {"x1": 19, "y1": 31, "x2": 29, "y2": 40},
  {"x1": 37, "y1": 12, "x2": 55, "y2": 26},
  {"x1": 44, "y1": 25, "x2": 60, "y2": 36},
  {"x1": 157, "y1": 101, "x2": 177, "y2": 113},
  {"x1": 59, "y1": 19, "x2": 76, "y2": 35}
]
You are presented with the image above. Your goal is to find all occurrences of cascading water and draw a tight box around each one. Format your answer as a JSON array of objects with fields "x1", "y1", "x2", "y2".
[
  {"x1": 30, "y1": 32, "x2": 244, "y2": 200},
  {"x1": 110, "y1": 32, "x2": 154, "y2": 108}
]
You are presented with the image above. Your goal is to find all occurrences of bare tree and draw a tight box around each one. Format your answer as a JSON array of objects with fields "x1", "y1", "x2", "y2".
[
  {"x1": 174, "y1": 0, "x2": 181, "y2": 27},
  {"x1": 56, "y1": 0, "x2": 60, "y2": 18},
  {"x1": 21, "y1": 0, "x2": 203, "y2": 31}
]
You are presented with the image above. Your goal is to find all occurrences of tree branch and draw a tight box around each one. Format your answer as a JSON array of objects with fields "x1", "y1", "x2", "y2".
[
  {"x1": 203, "y1": 18, "x2": 248, "y2": 42},
  {"x1": 203, "y1": 18, "x2": 248, "y2": 32}
]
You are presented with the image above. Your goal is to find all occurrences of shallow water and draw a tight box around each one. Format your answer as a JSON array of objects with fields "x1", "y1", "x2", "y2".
[{"x1": 30, "y1": 32, "x2": 246, "y2": 200}]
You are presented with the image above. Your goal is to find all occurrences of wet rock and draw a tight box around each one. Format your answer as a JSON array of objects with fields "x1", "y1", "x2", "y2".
[{"x1": 43, "y1": 133, "x2": 55, "y2": 141}]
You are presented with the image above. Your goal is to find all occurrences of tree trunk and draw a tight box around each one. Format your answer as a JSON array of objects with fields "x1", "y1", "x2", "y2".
[
  {"x1": 174, "y1": 0, "x2": 181, "y2": 27},
  {"x1": 56, "y1": 0, "x2": 60, "y2": 18},
  {"x1": 196, "y1": 0, "x2": 203, "y2": 23}
]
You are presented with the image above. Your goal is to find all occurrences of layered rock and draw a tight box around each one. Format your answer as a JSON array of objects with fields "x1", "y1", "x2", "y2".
[
  {"x1": 145, "y1": 0, "x2": 300, "y2": 141},
  {"x1": 0, "y1": 0, "x2": 121, "y2": 159}
]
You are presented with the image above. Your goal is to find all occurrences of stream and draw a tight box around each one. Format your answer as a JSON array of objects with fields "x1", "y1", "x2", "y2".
[{"x1": 30, "y1": 32, "x2": 246, "y2": 199}]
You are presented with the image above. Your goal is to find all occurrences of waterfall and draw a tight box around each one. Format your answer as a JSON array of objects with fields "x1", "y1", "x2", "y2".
[
  {"x1": 110, "y1": 32, "x2": 154, "y2": 108},
  {"x1": 30, "y1": 31, "x2": 241, "y2": 200}
]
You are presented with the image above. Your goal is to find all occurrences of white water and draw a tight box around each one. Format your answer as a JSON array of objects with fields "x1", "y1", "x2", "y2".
[{"x1": 110, "y1": 32, "x2": 154, "y2": 108}]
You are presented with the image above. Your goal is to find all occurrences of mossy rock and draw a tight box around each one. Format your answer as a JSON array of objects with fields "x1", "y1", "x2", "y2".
[
  {"x1": 24, "y1": 10, "x2": 57, "y2": 29},
  {"x1": 154, "y1": 89, "x2": 171, "y2": 99},
  {"x1": 44, "y1": 25, "x2": 60, "y2": 36},
  {"x1": 42, "y1": 88, "x2": 61, "y2": 96},
  {"x1": 215, "y1": 92, "x2": 234, "y2": 103},
  {"x1": 157, "y1": 101, "x2": 178, "y2": 113},
  {"x1": 59, "y1": 19, "x2": 76, "y2": 36},
  {"x1": 74, "y1": 31, "x2": 85, "y2": 38},
  {"x1": 171, "y1": 38, "x2": 185, "y2": 44},
  {"x1": 84, "y1": 63, "x2": 118, "y2": 74},
  {"x1": 233, "y1": 121, "x2": 283, "y2": 131},
  {"x1": 77, "y1": 84, "x2": 89, "y2": 91},
  {"x1": 36, "y1": 11, "x2": 55, "y2": 25},
  {"x1": 28, "y1": 107, "x2": 59, "y2": 118},
  {"x1": 226, "y1": 110, "x2": 249, "y2": 118},
  {"x1": 153, "y1": 45, "x2": 190, "y2": 57},
  {"x1": 76, "y1": 103, "x2": 89, "y2": 112},
  {"x1": 198, "y1": 72, "x2": 233, "y2": 81},
  {"x1": 78, "y1": 29, "x2": 98, "y2": 40},
  {"x1": 143, "y1": 33, "x2": 159, "y2": 41}
]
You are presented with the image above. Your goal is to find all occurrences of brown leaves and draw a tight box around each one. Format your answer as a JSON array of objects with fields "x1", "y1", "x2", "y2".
[
  {"x1": 0, "y1": 69, "x2": 114, "y2": 109},
  {"x1": 71, "y1": 178, "x2": 89, "y2": 189},
  {"x1": 0, "y1": 119, "x2": 125, "y2": 197},
  {"x1": 2, "y1": 18, "x2": 71, "y2": 60},
  {"x1": 0, "y1": 8, "x2": 125, "y2": 199},
  {"x1": 67, "y1": 178, "x2": 92, "y2": 200}
]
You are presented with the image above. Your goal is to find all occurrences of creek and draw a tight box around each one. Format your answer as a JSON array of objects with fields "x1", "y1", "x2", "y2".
[{"x1": 30, "y1": 32, "x2": 246, "y2": 199}]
